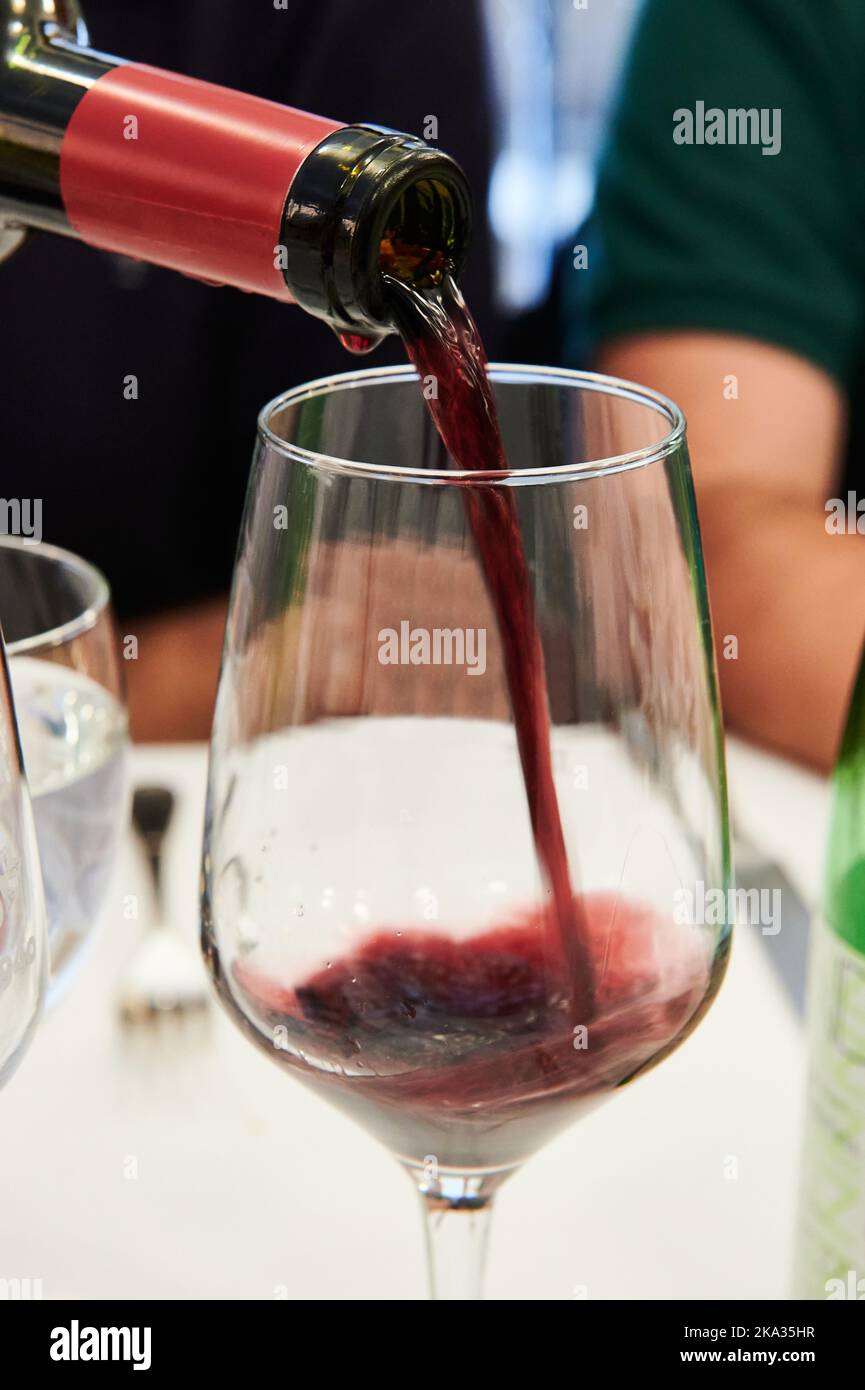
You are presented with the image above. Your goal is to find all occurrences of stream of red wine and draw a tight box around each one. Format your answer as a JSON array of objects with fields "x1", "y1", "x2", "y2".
[{"x1": 384, "y1": 272, "x2": 592, "y2": 1020}]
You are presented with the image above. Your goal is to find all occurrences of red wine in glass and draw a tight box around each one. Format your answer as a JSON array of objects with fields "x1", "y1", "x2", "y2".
[{"x1": 236, "y1": 892, "x2": 717, "y2": 1174}]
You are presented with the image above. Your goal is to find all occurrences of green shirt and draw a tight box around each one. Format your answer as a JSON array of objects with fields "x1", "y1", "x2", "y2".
[{"x1": 567, "y1": 0, "x2": 865, "y2": 454}]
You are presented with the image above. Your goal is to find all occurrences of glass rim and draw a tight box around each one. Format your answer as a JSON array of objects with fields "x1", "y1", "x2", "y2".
[
  {"x1": 257, "y1": 363, "x2": 687, "y2": 484},
  {"x1": 0, "y1": 535, "x2": 111, "y2": 656}
]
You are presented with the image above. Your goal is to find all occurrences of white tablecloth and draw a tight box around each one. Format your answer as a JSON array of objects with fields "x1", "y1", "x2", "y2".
[{"x1": 1, "y1": 739, "x2": 826, "y2": 1300}]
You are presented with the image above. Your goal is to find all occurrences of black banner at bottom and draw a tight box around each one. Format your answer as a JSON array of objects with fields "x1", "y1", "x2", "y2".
[{"x1": 5, "y1": 1296, "x2": 859, "y2": 1374}]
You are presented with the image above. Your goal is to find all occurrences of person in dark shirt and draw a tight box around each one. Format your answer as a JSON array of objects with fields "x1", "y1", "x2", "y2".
[
  {"x1": 566, "y1": 0, "x2": 865, "y2": 770},
  {"x1": 1, "y1": 0, "x2": 498, "y2": 738}
]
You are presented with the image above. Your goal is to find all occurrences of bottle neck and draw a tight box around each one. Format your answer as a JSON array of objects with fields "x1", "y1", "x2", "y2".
[
  {"x1": 0, "y1": 3, "x2": 472, "y2": 338},
  {"x1": 57, "y1": 63, "x2": 344, "y2": 303}
]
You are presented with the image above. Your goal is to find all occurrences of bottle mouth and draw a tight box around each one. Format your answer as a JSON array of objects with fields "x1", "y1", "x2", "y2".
[
  {"x1": 280, "y1": 126, "x2": 473, "y2": 338},
  {"x1": 331, "y1": 132, "x2": 473, "y2": 330},
  {"x1": 379, "y1": 178, "x2": 457, "y2": 288},
  {"x1": 367, "y1": 157, "x2": 472, "y2": 314}
]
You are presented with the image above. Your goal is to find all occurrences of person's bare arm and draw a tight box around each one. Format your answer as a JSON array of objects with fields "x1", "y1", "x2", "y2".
[
  {"x1": 123, "y1": 597, "x2": 227, "y2": 742},
  {"x1": 598, "y1": 332, "x2": 862, "y2": 770}
]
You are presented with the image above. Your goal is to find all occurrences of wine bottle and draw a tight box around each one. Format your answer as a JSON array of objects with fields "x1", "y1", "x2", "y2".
[
  {"x1": 793, "y1": 656, "x2": 865, "y2": 1299},
  {"x1": 0, "y1": 0, "x2": 471, "y2": 345}
]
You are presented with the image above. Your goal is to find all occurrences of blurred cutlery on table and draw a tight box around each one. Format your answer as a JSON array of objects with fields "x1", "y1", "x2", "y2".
[
  {"x1": 730, "y1": 813, "x2": 813, "y2": 1015},
  {"x1": 117, "y1": 785, "x2": 209, "y2": 1028}
]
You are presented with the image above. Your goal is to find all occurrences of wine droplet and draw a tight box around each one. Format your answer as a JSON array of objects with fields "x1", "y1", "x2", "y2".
[{"x1": 336, "y1": 330, "x2": 381, "y2": 355}]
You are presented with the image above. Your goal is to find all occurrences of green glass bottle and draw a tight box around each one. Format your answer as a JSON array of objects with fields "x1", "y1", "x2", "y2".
[{"x1": 794, "y1": 659, "x2": 865, "y2": 1300}]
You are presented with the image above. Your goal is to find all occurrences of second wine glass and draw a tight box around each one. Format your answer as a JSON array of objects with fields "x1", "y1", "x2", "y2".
[
  {"x1": 0, "y1": 537, "x2": 128, "y2": 1002},
  {"x1": 0, "y1": 623, "x2": 47, "y2": 1088}
]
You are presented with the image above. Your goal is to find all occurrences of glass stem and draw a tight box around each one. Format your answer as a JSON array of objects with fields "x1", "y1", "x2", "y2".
[{"x1": 418, "y1": 1175, "x2": 495, "y2": 1300}]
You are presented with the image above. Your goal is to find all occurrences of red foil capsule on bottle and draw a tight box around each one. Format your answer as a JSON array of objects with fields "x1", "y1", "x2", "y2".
[{"x1": 60, "y1": 64, "x2": 343, "y2": 299}]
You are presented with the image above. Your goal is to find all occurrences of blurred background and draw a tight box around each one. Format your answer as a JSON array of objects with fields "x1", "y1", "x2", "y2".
[{"x1": 484, "y1": 0, "x2": 640, "y2": 318}]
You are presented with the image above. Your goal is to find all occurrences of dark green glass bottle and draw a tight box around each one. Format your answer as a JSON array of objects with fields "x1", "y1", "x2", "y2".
[{"x1": 794, "y1": 659, "x2": 865, "y2": 1299}]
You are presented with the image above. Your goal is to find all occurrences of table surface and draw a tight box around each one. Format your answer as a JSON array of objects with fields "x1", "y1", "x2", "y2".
[{"x1": 1, "y1": 737, "x2": 826, "y2": 1300}]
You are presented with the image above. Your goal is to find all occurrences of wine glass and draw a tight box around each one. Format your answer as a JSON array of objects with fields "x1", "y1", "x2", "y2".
[
  {"x1": 201, "y1": 364, "x2": 731, "y2": 1301},
  {"x1": 0, "y1": 623, "x2": 48, "y2": 1087},
  {"x1": 0, "y1": 537, "x2": 128, "y2": 1002}
]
